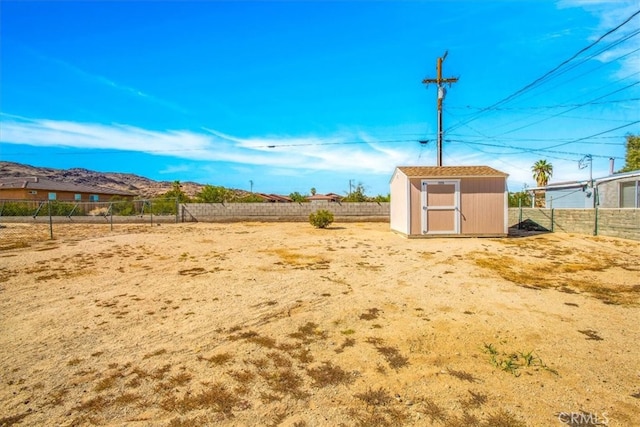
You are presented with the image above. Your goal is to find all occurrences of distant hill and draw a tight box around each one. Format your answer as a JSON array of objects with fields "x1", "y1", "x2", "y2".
[{"x1": 0, "y1": 161, "x2": 211, "y2": 199}]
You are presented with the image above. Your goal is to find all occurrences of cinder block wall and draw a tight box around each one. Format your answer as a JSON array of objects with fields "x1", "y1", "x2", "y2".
[
  {"x1": 181, "y1": 202, "x2": 390, "y2": 222},
  {"x1": 508, "y1": 208, "x2": 640, "y2": 241},
  {"x1": 552, "y1": 209, "x2": 597, "y2": 235},
  {"x1": 596, "y1": 209, "x2": 640, "y2": 240}
]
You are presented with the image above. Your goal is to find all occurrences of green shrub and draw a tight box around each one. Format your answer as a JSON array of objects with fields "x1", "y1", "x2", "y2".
[
  {"x1": 309, "y1": 209, "x2": 334, "y2": 228},
  {"x1": 0, "y1": 201, "x2": 36, "y2": 216}
]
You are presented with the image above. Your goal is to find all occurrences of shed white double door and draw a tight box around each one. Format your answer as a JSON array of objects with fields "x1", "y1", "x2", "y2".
[{"x1": 421, "y1": 180, "x2": 460, "y2": 235}]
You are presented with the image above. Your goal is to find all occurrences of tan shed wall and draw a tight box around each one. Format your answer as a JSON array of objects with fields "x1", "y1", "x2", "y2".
[
  {"x1": 402, "y1": 176, "x2": 506, "y2": 236},
  {"x1": 409, "y1": 179, "x2": 422, "y2": 235},
  {"x1": 459, "y1": 177, "x2": 506, "y2": 234},
  {"x1": 389, "y1": 171, "x2": 409, "y2": 234}
]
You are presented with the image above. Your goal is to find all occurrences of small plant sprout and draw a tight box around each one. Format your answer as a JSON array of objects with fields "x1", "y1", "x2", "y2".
[
  {"x1": 500, "y1": 358, "x2": 520, "y2": 377},
  {"x1": 484, "y1": 344, "x2": 557, "y2": 377},
  {"x1": 483, "y1": 343, "x2": 498, "y2": 355},
  {"x1": 520, "y1": 351, "x2": 535, "y2": 367}
]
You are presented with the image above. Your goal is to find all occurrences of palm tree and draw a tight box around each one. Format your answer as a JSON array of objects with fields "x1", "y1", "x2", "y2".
[{"x1": 532, "y1": 160, "x2": 553, "y2": 187}]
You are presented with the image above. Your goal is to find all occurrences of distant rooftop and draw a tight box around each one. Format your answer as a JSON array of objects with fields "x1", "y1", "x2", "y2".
[{"x1": 0, "y1": 176, "x2": 136, "y2": 196}]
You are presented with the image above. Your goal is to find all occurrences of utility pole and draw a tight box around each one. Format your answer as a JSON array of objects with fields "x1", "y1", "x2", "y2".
[{"x1": 422, "y1": 51, "x2": 458, "y2": 166}]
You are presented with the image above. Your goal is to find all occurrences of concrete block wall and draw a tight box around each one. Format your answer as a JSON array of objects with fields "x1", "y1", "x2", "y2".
[
  {"x1": 181, "y1": 202, "x2": 390, "y2": 222},
  {"x1": 552, "y1": 209, "x2": 597, "y2": 235},
  {"x1": 596, "y1": 209, "x2": 640, "y2": 241},
  {"x1": 509, "y1": 208, "x2": 639, "y2": 241},
  {"x1": 509, "y1": 208, "x2": 553, "y2": 231}
]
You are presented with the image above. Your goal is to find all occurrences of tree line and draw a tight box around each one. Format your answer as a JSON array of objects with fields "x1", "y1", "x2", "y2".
[
  {"x1": 160, "y1": 181, "x2": 391, "y2": 203},
  {"x1": 158, "y1": 134, "x2": 639, "y2": 208}
]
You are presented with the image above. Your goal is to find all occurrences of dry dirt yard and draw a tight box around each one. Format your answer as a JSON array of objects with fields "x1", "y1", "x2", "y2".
[{"x1": 0, "y1": 222, "x2": 639, "y2": 427}]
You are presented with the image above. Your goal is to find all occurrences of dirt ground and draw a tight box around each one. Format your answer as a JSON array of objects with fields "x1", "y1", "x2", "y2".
[{"x1": 0, "y1": 222, "x2": 639, "y2": 427}]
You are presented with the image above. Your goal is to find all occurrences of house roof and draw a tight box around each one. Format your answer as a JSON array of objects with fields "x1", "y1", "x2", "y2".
[
  {"x1": 396, "y1": 166, "x2": 508, "y2": 178},
  {"x1": 0, "y1": 176, "x2": 136, "y2": 196},
  {"x1": 255, "y1": 193, "x2": 293, "y2": 202},
  {"x1": 306, "y1": 193, "x2": 343, "y2": 201},
  {"x1": 539, "y1": 180, "x2": 587, "y2": 191},
  {"x1": 527, "y1": 169, "x2": 640, "y2": 191}
]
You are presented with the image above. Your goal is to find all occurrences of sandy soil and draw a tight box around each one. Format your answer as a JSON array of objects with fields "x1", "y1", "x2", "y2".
[{"x1": 0, "y1": 222, "x2": 639, "y2": 427}]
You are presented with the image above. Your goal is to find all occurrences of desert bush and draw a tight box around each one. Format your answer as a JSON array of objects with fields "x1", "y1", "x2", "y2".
[
  {"x1": 89, "y1": 207, "x2": 109, "y2": 216},
  {"x1": 309, "y1": 209, "x2": 334, "y2": 228},
  {"x1": 110, "y1": 197, "x2": 136, "y2": 216},
  {"x1": 47, "y1": 201, "x2": 76, "y2": 216},
  {"x1": 0, "y1": 201, "x2": 36, "y2": 216}
]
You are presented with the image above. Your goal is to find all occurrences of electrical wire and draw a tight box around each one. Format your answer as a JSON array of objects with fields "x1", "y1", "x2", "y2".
[
  {"x1": 446, "y1": 139, "x2": 625, "y2": 160},
  {"x1": 537, "y1": 120, "x2": 640, "y2": 150},
  {"x1": 445, "y1": 8, "x2": 640, "y2": 133},
  {"x1": 494, "y1": 81, "x2": 640, "y2": 136},
  {"x1": 449, "y1": 97, "x2": 640, "y2": 111}
]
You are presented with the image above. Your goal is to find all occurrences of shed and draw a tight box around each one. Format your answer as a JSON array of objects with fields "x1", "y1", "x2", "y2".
[{"x1": 390, "y1": 166, "x2": 509, "y2": 237}]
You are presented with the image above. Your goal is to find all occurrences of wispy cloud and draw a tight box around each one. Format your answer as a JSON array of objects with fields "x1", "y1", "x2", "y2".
[
  {"x1": 18, "y1": 43, "x2": 189, "y2": 114},
  {"x1": 0, "y1": 115, "x2": 417, "y2": 176},
  {"x1": 557, "y1": 0, "x2": 640, "y2": 77}
]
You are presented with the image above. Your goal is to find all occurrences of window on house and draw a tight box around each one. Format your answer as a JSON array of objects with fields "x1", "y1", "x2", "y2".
[
  {"x1": 89, "y1": 194, "x2": 99, "y2": 202},
  {"x1": 620, "y1": 181, "x2": 639, "y2": 208},
  {"x1": 74, "y1": 194, "x2": 82, "y2": 201},
  {"x1": 29, "y1": 190, "x2": 38, "y2": 195},
  {"x1": 48, "y1": 192, "x2": 57, "y2": 200}
]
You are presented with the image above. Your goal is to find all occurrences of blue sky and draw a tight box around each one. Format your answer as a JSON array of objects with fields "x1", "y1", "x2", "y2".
[{"x1": 1, "y1": 1, "x2": 638, "y2": 196}]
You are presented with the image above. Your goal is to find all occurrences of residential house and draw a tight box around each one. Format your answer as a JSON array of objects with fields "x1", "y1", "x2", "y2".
[
  {"x1": 306, "y1": 193, "x2": 343, "y2": 203},
  {"x1": 534, "y1": 169, "x2": 640, "y2": 208},
  {"x1": 254, "y1": 193, "x2": 293, "y2": 203},
  {"x1": 0, "y1": 176, "x2": 136, "y2": 202}
]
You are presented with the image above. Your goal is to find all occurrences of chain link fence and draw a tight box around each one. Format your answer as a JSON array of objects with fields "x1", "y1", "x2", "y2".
[{"x1": 0, "y1": 198, "x2": 179, "y2": 247}]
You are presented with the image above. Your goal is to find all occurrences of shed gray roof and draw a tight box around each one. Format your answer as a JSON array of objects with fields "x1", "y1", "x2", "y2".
[
  {"x1": 396, "y1": 166, "x2": 508, "y2": 178},
  {"x1": 0, "y1": 176, "x2": 136, "y2": 196}
]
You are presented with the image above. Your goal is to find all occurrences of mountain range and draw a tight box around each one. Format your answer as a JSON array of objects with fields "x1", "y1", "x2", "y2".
[{"x1": 0, "y1": 161, "x2": 209, "y2": 199}]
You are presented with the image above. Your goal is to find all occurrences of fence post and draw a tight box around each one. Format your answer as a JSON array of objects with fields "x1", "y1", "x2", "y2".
[
  {"x1": 150, "y1": 201, "x2": 153, "y2": 226},
  {"x1": 518, "y1": 199, "x2": 522, "y2": 229},
  {"x1": 551, "y1": 208, "x2": 554, "y2": 232},
  {"x1": 48, "y1": 200, "x2": 53, "y2": 239},
  {"x1": 594, "y1": 207, "x2": 598, "y2": 236},
  {"x1": 175, "y1": 198, "x2": 179, "y2": 224}
]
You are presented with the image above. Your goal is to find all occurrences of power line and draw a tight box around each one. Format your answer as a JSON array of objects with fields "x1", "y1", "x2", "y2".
[
  {"x1": 449, "y1": 97, "x2": 640, "y2": 111},
  {"x1": 494, "y1": 81, "x2": 640, "y2": 136},
  {"x1": 537, "y1": 120, "x2": 640, "y2": 150},
  {"x1": 503, "y1": 47, "x2": 640, "y2": 108},
  {"x1": 260, "y1": 139, "x2": 416, "y2": 148},
  {"x1": 446, "y1": 134, "x2": 626, "y2": 145},
  {"x1": 446, "y1": 8, "x2": 640, "y2": 133},
  {"x1": 447, "y1": 70, "x2": 639, "y2": 139},
  {"x1": 446, "y1": 139, "x2": 625, "y2": 160}
]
